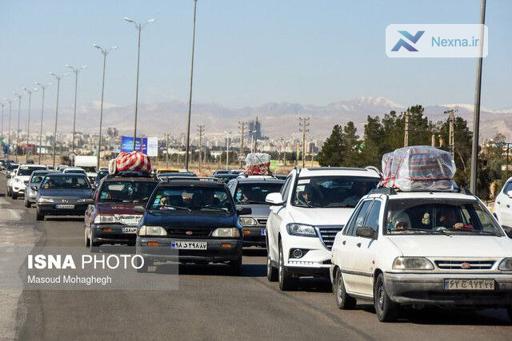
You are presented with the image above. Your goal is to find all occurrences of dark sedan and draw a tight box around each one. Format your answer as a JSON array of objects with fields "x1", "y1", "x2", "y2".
[
  {"x1": 35, "y1": 173, "x2": 94, "y2": 220},
  {"x1": 136, "y1": 179, "x2": 250, "y2": 274}
]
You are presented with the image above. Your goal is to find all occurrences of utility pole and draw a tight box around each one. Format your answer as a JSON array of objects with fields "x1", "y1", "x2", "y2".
[
  {"x1": 7, "y1": 99, "x2": 12, "y2": 147},
  {"x1": 238, "y1": 121, "x2": 246, "y2": 167},
  {"x1": 50, "y1": 72, "x2": 64, "y2": 168},
  {"x1": 225, "y1": 131, "x2": 231, "y2": 170},
  {"x1": 184, "y1": 0, "x2": 198, "y2": 170},
  {"x1": 165, "y1": 133, "x2": 170, "y2": 168},
  {"x1": 470, "y1": 0, "x2": 487, "y2": 194},
  {"x1": 298, "y1": 117, "x2": 310, "y2": 168},
  {"x1": 35, "y1": 82, "x2": 50, "y2": 165},
  {"x1": 444, "y1": 109, "x2": 457, "y2": 156},
  {"x1": 403, "y1": 111, "x2": 409, "y2": 147},
  {"x1": 14, "y1": 93, "x2": 22, "y2": 163},
  {"x1": 0, "y1": 102, "x2": 4, "y2": 143},
  {"x1": 197, "y1": 125, "x2": 204, "y2": 171},
  {"x1": 66, "y1": 64, "x2": 86, "y2": 155}
]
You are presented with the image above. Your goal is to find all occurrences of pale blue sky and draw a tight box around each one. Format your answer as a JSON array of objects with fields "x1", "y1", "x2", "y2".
[{"x1": 1, "y1": 0, "x2": 511, "y2": 109}]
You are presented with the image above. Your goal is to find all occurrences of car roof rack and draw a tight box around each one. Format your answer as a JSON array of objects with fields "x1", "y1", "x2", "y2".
[
  {"x1": 106, "y1": 171, "x2": 154, "y2": 178},
  {"x1": 369, "y1": 187, "x2": 398, "y2": 195},
  {"x1": 161, "y1": 176, "x2": 222, "y2": 183}
]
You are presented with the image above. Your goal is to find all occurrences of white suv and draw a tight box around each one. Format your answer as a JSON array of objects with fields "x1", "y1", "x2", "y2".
[
  {"x1": 265, "y1": 167, "x2": 380, "y2": 290},
  {"x1": 7, "y1": 164, "x2": 48, "y2": 199},
  {"x1": 495, "y1": 177, "x2": 512, "y2": 228},
  {"x1": 331, "y1": 189, "x2": 512, "y2": 322}
]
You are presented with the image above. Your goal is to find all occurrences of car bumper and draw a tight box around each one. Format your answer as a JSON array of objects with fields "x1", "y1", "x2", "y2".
[
  {"x1": 384, "y1": 272, "x2": 512, "y2": 307},
  {"x1": 91, "y1": 224, "x2": 138, "y2": 244},
  {"x1": 136, "y1": 237, "x2": 242, "y2": 263},
  {"x1": 281, "y1": 235, "x2": 332, "y2": 275},
  {"x1": 12, "y1": 184, "x2": 26, "y2": 194},
  {"x1": 37, "y1": 203, "x2": 89, "y2": 216},
  {"x1": 241, "y1": 226, "x2": 266, "y2": 246}
]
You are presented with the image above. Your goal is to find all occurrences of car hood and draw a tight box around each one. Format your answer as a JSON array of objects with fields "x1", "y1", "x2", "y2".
[
  {"x1": 15, "y1": 176, "x2": 31, "y2": 181},
  {"x1": 236, "y1": 204, "x2": 270, "y2": 218},
  {"x1": 388, "y1": 235, "x2": 512, "y2": 258},
  {"x1": 144, "y1": 211, "x2": 238, "y2": 228},
  {"x1": 289, "y1": 207, "x2": 354, "y2": 226},
  {"x1": 39, "y1": 188, "x2": 93, "y2": 198},
  {"x1": 96, "y1": 202, "x2": 142, "y2": 215}
]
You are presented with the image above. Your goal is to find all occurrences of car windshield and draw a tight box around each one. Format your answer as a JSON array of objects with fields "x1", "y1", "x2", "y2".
[
  {"x1": 149, "y1": 186, "x2": 234, "y2": 214},
  {"x1": 385, "y1": 198, "x2": 503, "y2": 236},
  {"x1": 292, "y1": 176, "x2": 378, "y2": 208},
  {"x1": 65, "y1": 169, "x2": 86, "y2": 175},
  {"x1": 99, "y1": 181, "x2": 157, "y2": 203},
  {"x1": 30, "y1": 173, "x2": 49, "y2": 184},
  {"x1": 41, "y1": 176, "x2": 90, "y2": 190},
  {"x1": 18, "y1": 167, "x2": 46, "y2": 176},
  {"x1": 234, "y1": 182, "x2": 284, "y2": 204}
]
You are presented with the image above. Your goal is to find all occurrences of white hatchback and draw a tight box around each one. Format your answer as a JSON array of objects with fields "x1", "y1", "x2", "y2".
[
  {"x1": 495, "y1": 177, "x2": 512, "y2": 228},
  {"x1": 331, "y1": 189, "x2": 512, "y2": 322}
]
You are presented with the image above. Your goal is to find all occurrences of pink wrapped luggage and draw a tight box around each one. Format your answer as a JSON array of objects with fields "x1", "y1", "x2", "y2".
[{"x1": 108, "y1": 151, "x2": 152, "y2": 175}]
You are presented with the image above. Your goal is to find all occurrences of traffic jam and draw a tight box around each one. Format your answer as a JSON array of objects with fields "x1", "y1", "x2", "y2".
[{"x1": 2, "y1": 146, "x2": 512, "y2": 323}]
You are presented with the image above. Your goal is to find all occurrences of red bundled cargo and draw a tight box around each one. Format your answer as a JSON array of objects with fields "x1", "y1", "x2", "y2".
[
  {"x1": 380, "y1": 146, "x2": 456, "y2": 191},
  {"x1": 244, "y1": 153, "x2": 271, "y2": 175},
  {"x1": 108, "y1": 151, "x2": 152, "y2": 175}
]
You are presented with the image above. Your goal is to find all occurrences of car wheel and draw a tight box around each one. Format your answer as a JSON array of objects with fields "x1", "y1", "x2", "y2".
[
  {"x1": 228, "y1": 258, "x2": 242, "y2": 276},
  {"x1": 24, "y1": 199, "x2": 31, "y2": 208},
  {"x1": 11, "y1": 192, "x2": 17, "y2": 200},
  {"x1": 36, "y1": 210, "x2": 44, "y2": 221},
  {"x1": 84, "y1": 228, "x2": 90, "y2": 247},
  {"x1": 374, "y1": 273, "x2": 398, "y2": 322},
  {"x1": 135, "y1": 257, "x2": 151, "y2": 273},
  {"x1": 266, "y1": 254, "x2": 278, "y2": 282},
  {"x1": 7, "y1": 187, "x2": 11, "y2": 196},
  {"x1": 278, "y1": 241, "x2": 297, "y2": 291},
  {"x1": 334, "y1": 268, "x2": 356, "y2": 309}
]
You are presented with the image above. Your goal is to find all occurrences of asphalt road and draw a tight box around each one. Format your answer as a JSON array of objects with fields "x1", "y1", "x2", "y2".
[{"x1": 1, "y1": 178, "x2": 512, "y2": 341}]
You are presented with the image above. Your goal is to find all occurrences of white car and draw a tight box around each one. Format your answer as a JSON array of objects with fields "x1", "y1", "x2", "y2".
[
  {"x1": 265, "y1": 167, "x2": 380, "y2": 290},
  {"x1": 331, "y1": 189, "x2": 512, "y2": 322},
  {"x1": 7, "y1": 164, "x2": 48, "y2": 199},
  {"x1": 495, "y1": 177, "x2": 512, "y2": 228}
]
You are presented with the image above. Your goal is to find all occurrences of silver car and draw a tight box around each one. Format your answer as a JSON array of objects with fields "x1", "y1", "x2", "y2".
[{"x1": 24, "y1": 170, "x2": 54, "y2": 208}]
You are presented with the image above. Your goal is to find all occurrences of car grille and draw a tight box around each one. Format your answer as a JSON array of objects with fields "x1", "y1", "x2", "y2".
[
  {"x1": 164, "y1": 228, "x2": 214, "y2": 238},
  {"x1": 434, "y1": 260, "x2": 496, "y2": 270},
  {"x1": 316, "y1": 225, "x2": 344, "y2": 250},
  {"x1": 24, "y1": 180, "x2": 29, "y2": 185},
  {"x1": 257, "y1": 218, "x2": 267, "y2": 226}
]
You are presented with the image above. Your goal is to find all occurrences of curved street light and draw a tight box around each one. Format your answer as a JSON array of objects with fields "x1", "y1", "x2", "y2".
[
  {"x1": 35, "y1": 81, "x2": 51, "y2": 164},
  {"x1": 65, "y1": 64, "x2": 87, "y2": 154},
  {"x1": 50, "y1": 72, "x2": 66, "y2": 167}
]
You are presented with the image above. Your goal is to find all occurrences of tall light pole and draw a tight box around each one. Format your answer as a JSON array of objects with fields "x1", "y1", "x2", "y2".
[
  {"x1": 124, "y1": 17, "x2": 155, "y2": 151},
  {"x1": 225, "y1": 131, "x2": 231, "y2": 170},
  {"x1": 13, "y1": 92, "x2": 22, "y2": 162},
  {"x1": 23, "y1": 87, "x2": 37, "y2": 159},
  {"x1": 0, "y1": 102, "x2": 4, "y2": 142},
  {"x1": 184, "y1": 0, "x2": 198, "y2": 170},
  {"x1": 66, "y1": 64, "x2": 86, "y2": 155},
  {"x1": 470, "y1": 0, "x2": 487, "y2": 194},
  {"x1": 7, "y1": 99, "x2": 12, "y2": 148},
  {"x1": 35, "y1": 82, "x2": 50, "y2": 164},
  {"x1": 50, "y1": 72, "x2": 65, "y2": 168},
  {"x1": 94, "y1": 44, "x2": 117, "y2": 170}
]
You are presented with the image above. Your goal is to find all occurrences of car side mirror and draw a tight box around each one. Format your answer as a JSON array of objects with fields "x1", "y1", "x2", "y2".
[
  {"x1": 6, "y1": 173, "x2": 11, "y2": 179},
  {"x1": 356, "y1": 226, "x2": 377, "y2": 239},
  {"x1": 502, "y1": 226, "x2": 512, "y2": 238},
  {"x1": 31, "y1": 185, "x2": 38, "y2": 191},
  {"x1": 134, "y1": 206, "x2": 145, "y2": 213},
  {"x1": 237, "y1": 207, "x2": 252, "y2": 215},
  {"x1": 266, "y1": 192, "x2": 284, "y2": 206},
  {"x1": 507, "y1": 190, "x2": 512, "y2": 198}
]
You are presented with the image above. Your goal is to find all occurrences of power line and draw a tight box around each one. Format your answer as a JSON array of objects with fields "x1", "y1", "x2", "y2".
[{"x1": 299, "y1": 117, "x2": 310, "y2": 168}]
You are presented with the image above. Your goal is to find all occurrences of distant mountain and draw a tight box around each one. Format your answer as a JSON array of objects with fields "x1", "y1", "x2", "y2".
[{"x1": 40, "y1": 96, "x2": 511, "y2": 141}]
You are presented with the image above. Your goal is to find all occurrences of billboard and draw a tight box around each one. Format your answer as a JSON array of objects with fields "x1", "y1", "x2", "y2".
[{"x1": 120, "y1": 136, "x2": 158, "y2": 156}]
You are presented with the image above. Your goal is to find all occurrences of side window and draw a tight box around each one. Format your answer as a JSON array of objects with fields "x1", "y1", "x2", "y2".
[
  {"x1": 364, "y1": 200, "x2": 382, "y2": 233},
  {"x1": 281, "y1": 175, "x2": 292, "y2": 202},
  {"x1": 504, "y1": 181, "x2": 512, "y2": 194},
  {"x1": 347, "y1": 200, "x2": 373, "y2": 236}
]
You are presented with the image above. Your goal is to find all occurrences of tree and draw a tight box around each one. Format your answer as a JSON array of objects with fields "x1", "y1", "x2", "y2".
[
  {"x1": 360, "y1": 116, "x2": 385, "y2": 167},
  {"x1": 317, "y1": 125, "x2": 344, "y2": 166}
]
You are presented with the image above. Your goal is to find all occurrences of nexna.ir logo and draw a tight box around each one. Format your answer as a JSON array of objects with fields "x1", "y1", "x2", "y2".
[{"x1": 391, "y1": 31, "x2": 425, "y2": 52}]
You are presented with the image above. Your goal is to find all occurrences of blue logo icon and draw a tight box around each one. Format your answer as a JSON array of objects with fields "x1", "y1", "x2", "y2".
[{"x1": 391, "y1": 30, "x2": 425, "y2": 52}]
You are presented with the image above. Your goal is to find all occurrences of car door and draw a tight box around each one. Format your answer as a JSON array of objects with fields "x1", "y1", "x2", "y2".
[
  {"x1": 351, "y1": 199, "x2": 382, "y2": 297},
  {"x1": 337, "y1": 199, "x2": 373, "y2": 294},
  {"x1": 267, "y1": 173, "x2": 293, "y2": 262},
  {"x1": 497, "y1": 181, "x2": 512, "y2": 226}
]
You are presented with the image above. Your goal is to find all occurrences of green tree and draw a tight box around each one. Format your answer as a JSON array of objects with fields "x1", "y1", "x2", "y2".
[
  {"x1": 341, "y1": 121, "x2": 361, "y2": 167},
  {"x1": 360, "y1": 116, "x2": 385, "y2": 167},
  {"x1": 317, "y1": 125, "x2": 344, "y2": 166}
]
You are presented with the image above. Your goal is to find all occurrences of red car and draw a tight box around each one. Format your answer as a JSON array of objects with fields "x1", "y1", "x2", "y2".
[{"x1": 84, "y1": 173, "x2": 158, "y2": 250}]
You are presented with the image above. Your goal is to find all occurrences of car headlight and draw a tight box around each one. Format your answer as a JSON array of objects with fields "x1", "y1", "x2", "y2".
[
  {"x1": 392, "y1": 257, "x2": 434, "y2": 270},
  {"x1": 77, "y1": 198, "x2": 94, "y2": 203},
  {"x1": 239, "y1": 217, "x2": 258, "y2": 226},
  {"x1": 498, "y1": 258, "x2": 512, "y2": 271},
  {"x1": 212, "y1": 227, "x2": 240, "y2": 238},
  {"x1": 138, "y1": 225, "x2": 167, "y2": 237},
  {"x1": 15, "y1": 178, "x2": 22, "y2": 183},
  {"x1": 37, "y1": 197, "x2": 55, "y2": 203},
  {"x1": 93, "y1": 215, "x2": 116, "y2": 224},
  {"x1": 286, "y1": 223, "x2": 317, "y2": 237}
]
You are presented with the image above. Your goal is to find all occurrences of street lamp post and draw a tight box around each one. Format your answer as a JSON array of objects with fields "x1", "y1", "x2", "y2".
[
  {"x1": 124, "y1": 17, "x2": 155, "y2": 151},
  {"x1": 7, "y1": 99, "x2": 12, "y2": 148},
  {"x1": 66, "y1": 64, "x2": 86, "y2": 155},
  {"x1": 35, "y1": 82, "x2": 50, "y2": 164},
  {"x1": 184, "y1": 0, "x2": 198, "y2": 170},
  {"x1": 94, "y1": 44, "x2": 117, "y2": 170},
  {"x1": 13, "y1": 92, "x2": 22, "y2": 162},
  {"x1": 50, "y1": 72, "x2": 65, "y2": 168},
  {"x1": 23, "y1": 87, "x2": 37, "y2": 160},
  {"x1": 0, "y1": 102, "x2": 4, "y2": 142}
]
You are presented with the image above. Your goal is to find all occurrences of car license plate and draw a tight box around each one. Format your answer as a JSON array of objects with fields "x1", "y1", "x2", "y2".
[
  {"x1": 171, "y1": 241, "x2": 207, "y2": 250},
  {"x1": 122, "y1": 227, "x2": 138, "y2": 234},
  {"x1": 260, "y1": 228, "x2": 266, "y2": 236},
  {"x1": 56, "y1": 204, "x2": 75, "y2": 209},
  {"x1": 444, "y1": 279, "x2": 495, "y2": 290}
]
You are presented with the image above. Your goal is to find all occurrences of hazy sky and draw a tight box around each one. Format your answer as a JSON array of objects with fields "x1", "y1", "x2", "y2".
[{"x1": 1, "y1": 0, "x2": 511, "y2": 110}]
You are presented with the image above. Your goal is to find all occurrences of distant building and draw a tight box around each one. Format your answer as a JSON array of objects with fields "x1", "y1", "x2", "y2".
[{"x1": 248, "y1": 116, "x2": 263, "y2": 140}]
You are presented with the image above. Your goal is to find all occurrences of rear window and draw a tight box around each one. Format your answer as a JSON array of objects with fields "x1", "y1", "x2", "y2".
[
  {"x1": 99, "y1": 181, "x2": 157, "y2": 204},
  {"x1": 18, "y1": 167, "x2": 46, "y2": 176},
  {"x1": 41, "y1": 176, "x2": 90, "y2": 190},
  {"x1": 149, "y1": 186, "x2": 234, "y2": 214}
]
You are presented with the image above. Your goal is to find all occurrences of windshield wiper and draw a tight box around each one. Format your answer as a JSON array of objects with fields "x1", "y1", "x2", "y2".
[{"x1": 161, "y1": 205, "x2": 192, "y2": 212}]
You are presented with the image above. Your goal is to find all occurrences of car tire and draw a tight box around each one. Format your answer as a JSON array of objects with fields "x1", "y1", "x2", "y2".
[
  {"x1": 228, "y1": 258, "x2": 242, "y2": 276},
  {"x1": 334, "y1": 268, "x2": 356, "y2": 309},
  {"x1": 11, "y1": 192, "x2": 17, "y2": 200},
  {"x1": 278, "y1": 241, "x2": 297, "y2": 291},
  {"x1": 36, "y1": 210, "x2": 44, "y2": 221},
  {"x1": 24, "y1": 199, "x2": 31, "y2": 208},
  {"x1": 7, "y1": 187, "x2": 11, "y2": 197},
  {"x1": 84, "y1": 228, "x2": 90, "y2": 247},
  {"x1": 267, "y1": 255, "x2": 278, "y2": 282},
  {"x1": 135, "y1": 257, "x2": 151, "y2": 273},
  {"x1": 374, "y1": 273, "x2": 398, "y2": 322}
]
